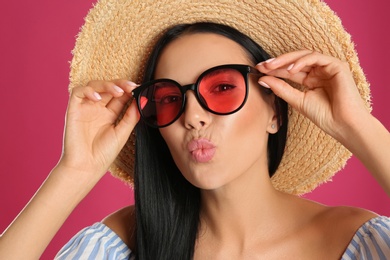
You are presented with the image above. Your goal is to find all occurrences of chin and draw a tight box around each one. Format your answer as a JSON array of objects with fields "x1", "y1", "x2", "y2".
[{"x1": 182, "y1": 171, "x2": 232, "y2": 191}]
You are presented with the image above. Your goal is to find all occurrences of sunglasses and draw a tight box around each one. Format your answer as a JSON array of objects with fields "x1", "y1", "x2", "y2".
[{"x1": 132, "y1": 64, "x2": 264, "y2": 128}]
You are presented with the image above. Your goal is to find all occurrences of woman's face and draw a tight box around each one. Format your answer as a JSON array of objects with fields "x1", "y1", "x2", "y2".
[{"x1": 156, "y1": 33, "x2": 277, "y2": 190}]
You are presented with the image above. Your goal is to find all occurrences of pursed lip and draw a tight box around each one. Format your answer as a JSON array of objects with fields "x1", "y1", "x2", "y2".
[{"x1": 187, "y1": 138, "x2": 216, "y2": 163}]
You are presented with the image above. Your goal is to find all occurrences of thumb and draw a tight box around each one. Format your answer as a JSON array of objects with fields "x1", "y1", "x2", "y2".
[
  {"x1": 115, "y1": 99, "x2": 140, "y2": 144},
  {"x1": 259, "y1": 76, "x2": 304, "y2": 113}
]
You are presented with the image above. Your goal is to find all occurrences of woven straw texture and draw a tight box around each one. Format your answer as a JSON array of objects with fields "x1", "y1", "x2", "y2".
[{"x1": 70, "y1": 0, "x2": 371, "y2": 195}]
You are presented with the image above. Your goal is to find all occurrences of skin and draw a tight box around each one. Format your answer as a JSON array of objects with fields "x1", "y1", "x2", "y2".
[
  {"x1": 0, "y1": 32, "x2": 389, "y2": 259},
  {"x1": 157, "y1": 33, "x2": 277, "y2": 191},
  {"x1": 108, "y1": 34, "x2": 379, "y2": 259}
]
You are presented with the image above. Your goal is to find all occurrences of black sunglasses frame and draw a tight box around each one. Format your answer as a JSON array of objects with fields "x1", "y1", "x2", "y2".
[{"x1": 132, "y1": 64, "x2": 263, "y2": 128}]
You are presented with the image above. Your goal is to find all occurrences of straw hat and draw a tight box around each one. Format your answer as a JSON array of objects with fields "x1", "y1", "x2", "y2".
[{"x1": 70, "y1": 0, "x2": 371, "y2": 195}]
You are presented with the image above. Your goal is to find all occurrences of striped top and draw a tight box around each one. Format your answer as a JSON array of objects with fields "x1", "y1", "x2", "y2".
[
  {"x1": 55, "y1": 216, "x2": 390, "y2": 259},
  {"x1": 55, "y1": 222, "x2": 134, "y2": 259},
  {"x1": 342, "y1": 216, "x2": 390, "y2": 259}
]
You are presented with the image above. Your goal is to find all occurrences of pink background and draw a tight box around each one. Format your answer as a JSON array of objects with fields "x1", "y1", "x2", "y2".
[{"x1": 0, "y1": 1, "x2": 389, "y2": 258}]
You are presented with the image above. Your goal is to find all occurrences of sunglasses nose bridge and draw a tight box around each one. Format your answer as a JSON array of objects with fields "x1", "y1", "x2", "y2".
[
  {"x1": 181, "y1": 82, "x2": 209, "y2": 113},
  {"x1": 181, "y1": 83, "x2": 198, "y2": 104},
  {"x1": 182, "y1": 83, "x2": 197, "y2": 94}
]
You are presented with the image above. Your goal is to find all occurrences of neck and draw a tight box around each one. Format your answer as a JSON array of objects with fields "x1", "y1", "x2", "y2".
[{"x1": 198, "y1": 165, "x2": 290, "y2": 248}]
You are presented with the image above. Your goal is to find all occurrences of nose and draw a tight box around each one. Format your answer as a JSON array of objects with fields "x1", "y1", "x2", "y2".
[{"x1": 183, "y1": 91, "x2": 211, "y2": 130}]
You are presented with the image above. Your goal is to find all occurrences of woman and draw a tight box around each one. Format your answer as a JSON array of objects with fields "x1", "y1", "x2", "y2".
[{"x1": 1, "y1": 0, "x2": 389, "y2": 259}]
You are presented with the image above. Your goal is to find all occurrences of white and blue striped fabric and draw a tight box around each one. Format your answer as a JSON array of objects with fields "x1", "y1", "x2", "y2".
[
  {"x1": 55, "y1": 222, "x2": 134, "y2": 259},
  {"x1": 56, "y1": 216, "x2": 390, "y2": 259},
  {"x1": 341, "y1": 216, "x2": 390, "y2": 259}
]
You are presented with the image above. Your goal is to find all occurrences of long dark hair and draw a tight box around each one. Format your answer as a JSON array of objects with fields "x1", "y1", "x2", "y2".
[{"x1": 134, "y1": 22, "x2": 288, "y2": 259}]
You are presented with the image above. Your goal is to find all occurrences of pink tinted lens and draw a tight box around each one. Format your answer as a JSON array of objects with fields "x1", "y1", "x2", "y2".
[
  {"x1": 140, "y1": 82, "x2": 182, "y2": 126},
  {"x1": 198, "y1": 68, "x2": 246, "y2": 113}
]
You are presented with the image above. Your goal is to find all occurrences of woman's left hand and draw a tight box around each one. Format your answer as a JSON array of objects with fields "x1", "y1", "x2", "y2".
[
  {"x1": 257, "y1": 50, "x2": 390, "y2": 195},
  {"x1": 256, "y1": 50, "x2": 369, "y2": 141}
]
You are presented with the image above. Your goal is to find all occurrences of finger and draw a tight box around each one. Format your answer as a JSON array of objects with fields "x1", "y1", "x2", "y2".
[
  {"x1": 257, "y1": 51, "x2": 343, "y2": 88},
  {"x1": 70, "y1": 82, "x2": 122, "y2": 107},
  {"x1": 285, "y1": 51, "x2": 340, "y2": 75},
  {"x1": 286, "y1": 54, "x2": 350, "y2": 91},
  {"x1": 260, "y1": 68, "x2": 310, "y2": 86},
  {"x1": 262, "y1": 68, "x2": 326, "y2": 91},
  {"x1": 257, "y1": 50, "x2": 338, "y2": 76},
  {"x1": 87, "y1": 80, "x2": 124, "y2": 96},
  {"x1": 84, "y1": 80, "x2": 136, "y2": 105},
  {"x1": 70, "y1": 86, "x2": 102, "y2": 102},
  {"x1": 111, "y1": 80, "x2": 139, "y2": 93},
  {"x1": 106, "y1": 93, "x2": 133, "y2": 117},
  {"x1": 258, "y1": 76, "x2": 305, "y2": 113},
  {"x1": 114, "y1": 99, "x2": 140, "y2": 144},
  {"x1": 105, "y1": 81, "x2": 140, "y2": 115},
  {"x1": 257, "y1": 50, "x2": 313, "y2": 71}
]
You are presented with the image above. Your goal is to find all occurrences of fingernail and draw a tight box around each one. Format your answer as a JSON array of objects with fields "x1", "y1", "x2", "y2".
[
  {"x1": 259, "y1": 81, "x2": 270, "y2": 89},
  {"x1": 113, "y1": 85, "x2": 124, "y2": 93},
  {"x1": 265, "y1": 58, "x2": 275, "y2": 63},
  {"x1": 257, "y1": 61, "x2": 265, "y2": 66},
  {"x1": 127, "y1": 81, "x2": 139, "y2": 88},
  {"x1": 94, "y1": 92, "x2": 102, "y2": 100},
  {"x1": 287, "y1": 63, "x2": 294, "y2": 71}
]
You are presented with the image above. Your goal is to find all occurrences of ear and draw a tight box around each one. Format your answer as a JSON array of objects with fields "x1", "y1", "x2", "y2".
[
  {"x1": 267, "y1": 114, "x2": 279, "y2": 134},
  {"x1": 260, "y1": 86, "x2": 280, "y2": 134}
]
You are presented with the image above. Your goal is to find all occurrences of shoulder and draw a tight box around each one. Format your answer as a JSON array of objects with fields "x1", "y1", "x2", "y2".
[
  {"x1": 289, "y1": 196, "x2": 381, "y2": 258},
  {"x1": 319, "y1": 205, "x2": 378, "y2": 227},
  {"x1": 312, "y1": 205, "x2": 380, "y2": 257},
  {"x1": 293, "y1": 196, "x2": 378, "y2": 231},
  {"x1": 310, "y1": 204, "x2": 378, "y2": 238},
  {"x1": 55, "y1": 206, "x2": 136, "y2": 259},
  {"x1": 55, "y1": 221, "x2": 132, "y2": 259},
  {"x1": 342, "y1": 215, "x2": 390, "y2": 259},
  {"x1": 314, "y1": 205, "x2": 390, "y2": 259},
  {"x1": 102, "y1": 205, "x2": 136, "y2": 251}
]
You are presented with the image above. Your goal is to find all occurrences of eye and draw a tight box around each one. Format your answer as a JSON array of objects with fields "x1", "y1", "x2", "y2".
[
  {"x1": 159, "y1": 94, "x2": 182, "y2": 104},
  {"x1": 211, "y1": 84, "x2": 236, "y2": 93},
  {"x1": 153, "y1": 84, "x2": 182, "y2": 105}
]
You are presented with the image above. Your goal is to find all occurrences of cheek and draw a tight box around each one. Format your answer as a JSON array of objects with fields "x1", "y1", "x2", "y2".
[
  {"x1": 159, "y1": 128, "x2": 179, "y2": 150},
  {"x1": 230, "y1": 92, "x2": 271, "y2": 132},
  {"x1": 224, "y1": 92, "x2": 273, "y2": 154},
  {"x1": 159, "y1": 127, "x2": 186, "y2": 164}
]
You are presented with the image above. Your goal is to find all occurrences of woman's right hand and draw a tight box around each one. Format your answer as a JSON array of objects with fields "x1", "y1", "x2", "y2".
[
  {"x1": 0, "y1": 80, "x2": 140, "y2": 260},
  {"x1": 59, "y1": 80, "x2": 140, "y2": 179}
]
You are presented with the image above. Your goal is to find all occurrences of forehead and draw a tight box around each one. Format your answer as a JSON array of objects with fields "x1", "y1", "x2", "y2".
[{"x1": 154, "y1": 33, "x2": 252, "y2": 84}]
